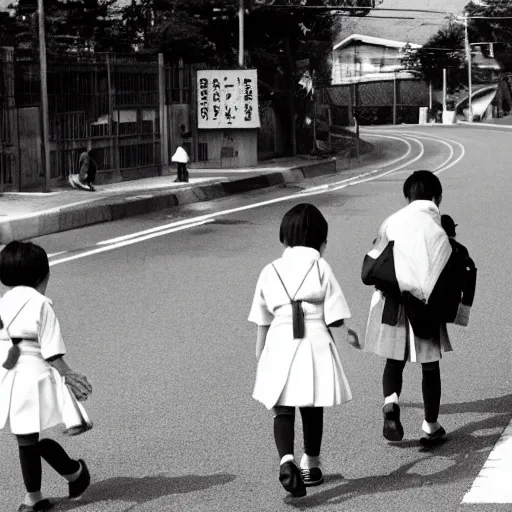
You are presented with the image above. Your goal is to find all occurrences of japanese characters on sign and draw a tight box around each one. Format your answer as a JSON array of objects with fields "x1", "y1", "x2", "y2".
[{"x1": 197, "y1": 70, "x2": 260, "y2": 129}]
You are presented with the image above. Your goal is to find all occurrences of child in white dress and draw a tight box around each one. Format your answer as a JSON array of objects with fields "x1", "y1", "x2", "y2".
[
  {"x1": 249, "y1": 203, "x2": 359, "y2": 498},
  {"x1": 0, "y1": 241, "x2": 93, "y2": 512}
]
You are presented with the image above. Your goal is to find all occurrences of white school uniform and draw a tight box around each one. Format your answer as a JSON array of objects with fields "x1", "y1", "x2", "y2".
[
  {"x1": 249, "y1": 246, "x2": 353, "y2": 410},
  {"x1": 0, "y1": 286, "x2": 90, "y2": 435}
]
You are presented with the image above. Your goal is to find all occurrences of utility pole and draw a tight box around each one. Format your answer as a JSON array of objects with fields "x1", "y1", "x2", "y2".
[
  {"x1": 38, "y1": 0, "x2": 51, "y2": 192},
  {"x1": 238, "y1": 0, "x2": 244, "y2": 67},
  {"x1": 442, "y1": 68, "x2": 447, "y2": 111},
  {"x1": 392, "y1": 71, "x2": 397, "y2": 125},
  {"x1": 463, "y1": 13, "x2": 473, "y2": 121}
]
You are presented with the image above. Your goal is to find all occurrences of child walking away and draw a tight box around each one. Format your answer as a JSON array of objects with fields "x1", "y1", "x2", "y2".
[
  {"x1": 249, "y1": 203, "x2": 359, "y2": 498},
  {"x1": 171, "y1": 144, "x2": 190, "y2": 183},
  {"x1": 0, "y1": 241, "x2": 93, "y2": 512}
]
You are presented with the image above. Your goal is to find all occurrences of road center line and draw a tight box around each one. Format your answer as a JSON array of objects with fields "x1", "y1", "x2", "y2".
[
  {"x1": 49, "y1": 220, "x2": 214, "y2": 267},
  {"x1": 397, "y1": 131, "x2": 465, "y2": 174},
  {"x1": 328, "y1": 135, "x2": 425, "y2": 191}
]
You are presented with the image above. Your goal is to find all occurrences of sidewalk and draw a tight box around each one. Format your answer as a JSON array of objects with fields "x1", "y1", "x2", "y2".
[{"x1": 0, "y1": 155, "x2": 349, "y2": 243}]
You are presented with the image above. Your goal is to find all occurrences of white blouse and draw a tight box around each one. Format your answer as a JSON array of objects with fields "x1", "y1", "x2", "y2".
[
  {"x1": 0, "y1": 286, "x2": 66, "y2": 361},
  {"x1": 249, "y1": 246, "x2": 351, "y2": 327}
]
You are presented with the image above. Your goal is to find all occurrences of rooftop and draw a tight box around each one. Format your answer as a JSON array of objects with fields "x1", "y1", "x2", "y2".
[{"x1": 333, "y1": 33, "x2": 422, "y2": 52}]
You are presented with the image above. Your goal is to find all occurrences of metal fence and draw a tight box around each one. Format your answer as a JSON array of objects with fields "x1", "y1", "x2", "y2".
[
  {"x1": 0, "y1": 47, "x2": 16, "y2": 191},
  {"x1": 320, "y1": 78, "x2": 430, "y2": 126},
  {"x1": 5, "y1": 52, "x2": 191, "y2": 188}
]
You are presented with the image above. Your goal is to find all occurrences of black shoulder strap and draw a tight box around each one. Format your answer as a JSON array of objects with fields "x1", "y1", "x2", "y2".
[{"x1": 272, "y1": 261, "x2": 316, "y2": 301}]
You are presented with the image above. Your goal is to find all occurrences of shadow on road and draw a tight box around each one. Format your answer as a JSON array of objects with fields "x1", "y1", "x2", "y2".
[
  {"x1": 287, "y1": 395, "x2": 512, "y2": 509},
  {"x1": 403, "y1": 393, "x2": 512, "y2": 416},
  {"x1": 51, "y1": 473, "x2": 236, "y2": 510}
]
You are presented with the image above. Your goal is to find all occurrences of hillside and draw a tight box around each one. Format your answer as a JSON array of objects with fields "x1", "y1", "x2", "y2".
[{"x1": 335, "y1": 0, "x2": 469, "y2": 45}]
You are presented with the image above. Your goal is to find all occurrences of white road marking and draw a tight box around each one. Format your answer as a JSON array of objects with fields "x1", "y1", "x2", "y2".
[
  {"x1": 389, "y1": 130, "x2": 466, "y2": 175},
  {"x1": 49, "y1": 220, "x2": 215, "y2": 267},
  {"x1": 49, "y1": 130, "x2": 464, "y2": 267},
  {"x1": 98, "y1": 216, "x2": 221, "y2": 245},
  {"x1": 3, "y1": 191, "x2": 61, "y2": 196},
  {"x1": 327, "y1": 135, "x2": 425, "y2": 192},
  {"x1": 462, "y1": 420, "x2": 512, "y2": 503},
  {"x1": 360, "y1": 132, "x2": 413, "y2": 168},
  {"x1": 47, "y1": 251, "x2": 68, "y2": 258}
]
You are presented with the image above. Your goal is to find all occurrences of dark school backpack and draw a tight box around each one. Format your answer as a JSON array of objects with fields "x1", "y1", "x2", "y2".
[{"x1": 428, "y1": 239, "x2": 477, "y2": 323}]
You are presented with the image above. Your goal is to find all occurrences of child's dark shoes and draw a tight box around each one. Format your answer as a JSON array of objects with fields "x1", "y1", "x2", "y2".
[
  {"x1": 420, "y1": 426, "x2": 447, "y2": 447},
  {"x1": 383, "y1": 403, "x2": 404, "y2": 441},
  {"x1": 69, "y1": 459, "x2": 91, "y2": 498},
  {"x1": 300, "y1": 467, "x2": 324, "y2": 486},
  {"x1": 279, "y1": 461, "x2": 307, "y2": 497},
  {"x1": 17, "y1": 499, "x2": 54, "y2": 512}
]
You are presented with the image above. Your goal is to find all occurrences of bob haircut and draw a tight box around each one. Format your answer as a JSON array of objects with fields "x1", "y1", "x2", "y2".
[
  {"x1": 279, "y1": 203, "x2": 328, "y2": 251},
  {"x1": 403, "y1": 170, "x2": 442, "y2": 203},
  {"x1": 0, "y1": 241, "x2": 50, "y2": 288}
]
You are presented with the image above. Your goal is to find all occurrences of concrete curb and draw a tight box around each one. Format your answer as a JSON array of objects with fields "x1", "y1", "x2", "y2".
[
  {"x1": 457, "y1": 120, "x2": 512, "y2": 130},
  {"x1": 0, "y1": 159, "x2": 337, "y2": 243}
]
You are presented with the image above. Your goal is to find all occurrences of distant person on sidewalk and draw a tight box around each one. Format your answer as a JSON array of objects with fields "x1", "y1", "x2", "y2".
[
  {"x1": 69, "y1": 148, "x2": 98, "y2": 192},
  {"x1": 171, "y1": 144, "x2": 190, "y2": 183},
  {"x1": 0, "y1": 241, "x2": 93, "y2": 512},
  {"x1": 249, "y1": 203, "x2": 360, "y2": 498},
  {"x1": 361, "y1": 171, "x2": 477, "y2": 447}
]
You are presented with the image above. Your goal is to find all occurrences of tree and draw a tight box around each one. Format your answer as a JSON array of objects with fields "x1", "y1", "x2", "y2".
[
  {"x1": 402, "y1": 23, "x2": 466, "y2": 93},
  {"x1": 465, "y1": 0, "x2": 512, "y2": 71}
]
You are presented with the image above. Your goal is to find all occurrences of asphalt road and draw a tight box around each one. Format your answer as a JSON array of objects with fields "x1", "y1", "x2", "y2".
[{"x1": 0, "y1": 126, "x2": 510, "y2": 512}]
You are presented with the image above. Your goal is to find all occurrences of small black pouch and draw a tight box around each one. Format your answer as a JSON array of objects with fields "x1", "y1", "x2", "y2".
[
  {"x1": 2, "y1": 338, "x2": 23, "y2": 370},
  {"x1": 0, "y1": 299, "x2": 31, "y2": 371},
  {"x1": 291, "y1": 300, "x2": 305, "y2": 339},
  {"x1": 273, "y1": 262, "x2": 315, "y2": 340}
]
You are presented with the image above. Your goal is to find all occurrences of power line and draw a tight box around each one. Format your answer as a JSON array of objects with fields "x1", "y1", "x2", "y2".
[{"x1": 263, "y1": 6, "x2": 448, "y2": 14}]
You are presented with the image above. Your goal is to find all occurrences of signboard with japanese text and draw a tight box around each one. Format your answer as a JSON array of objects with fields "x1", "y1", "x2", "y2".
[{"x1": 197, "y1": 69, "x2": 260, "y2": 129}]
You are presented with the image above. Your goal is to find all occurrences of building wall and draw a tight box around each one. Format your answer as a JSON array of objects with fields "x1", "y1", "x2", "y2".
[
  {"x1": 191, "y1": 129, "x2": 258, "y2": 169},
  {"x1": 332, "y1": 43, "x2": 406, "y2": 84}
]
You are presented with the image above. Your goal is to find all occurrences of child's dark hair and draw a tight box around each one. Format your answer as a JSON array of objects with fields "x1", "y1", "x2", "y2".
[
  {"x1": 0, "y1": 241, "x2": 49, "y2": 288},
  {"x1": 403, "y1": 170, "x2": 442, "y2": 203},
  {"x1": 279, "y1": 203, "x2": 328, "y2": 251}
]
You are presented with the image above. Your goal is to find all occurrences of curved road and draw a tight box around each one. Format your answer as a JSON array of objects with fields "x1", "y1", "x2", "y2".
[{"x1": 0, "y1": 126, "x2": 509, "y2": 512}]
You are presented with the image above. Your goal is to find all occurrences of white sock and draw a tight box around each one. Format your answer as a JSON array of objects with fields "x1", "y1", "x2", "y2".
[
  {"x1": 63, "y1": 461, "x2": 82, "y2": 483},
  {"x1": 384, "y1": 393, "x2": 399, "y2": 406},
  {"x1": 280, "y1": 454, "x2": 295, "y2": 466},
  {"x1": 24, "y1": 491, "x2": 43, "y2": 506},
  {"x1": 300, "y1": 453, "x2": 320, "y2": 469},
  {"x1": 422, "y1": 420, "x2": 441, "y2": 434}
]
